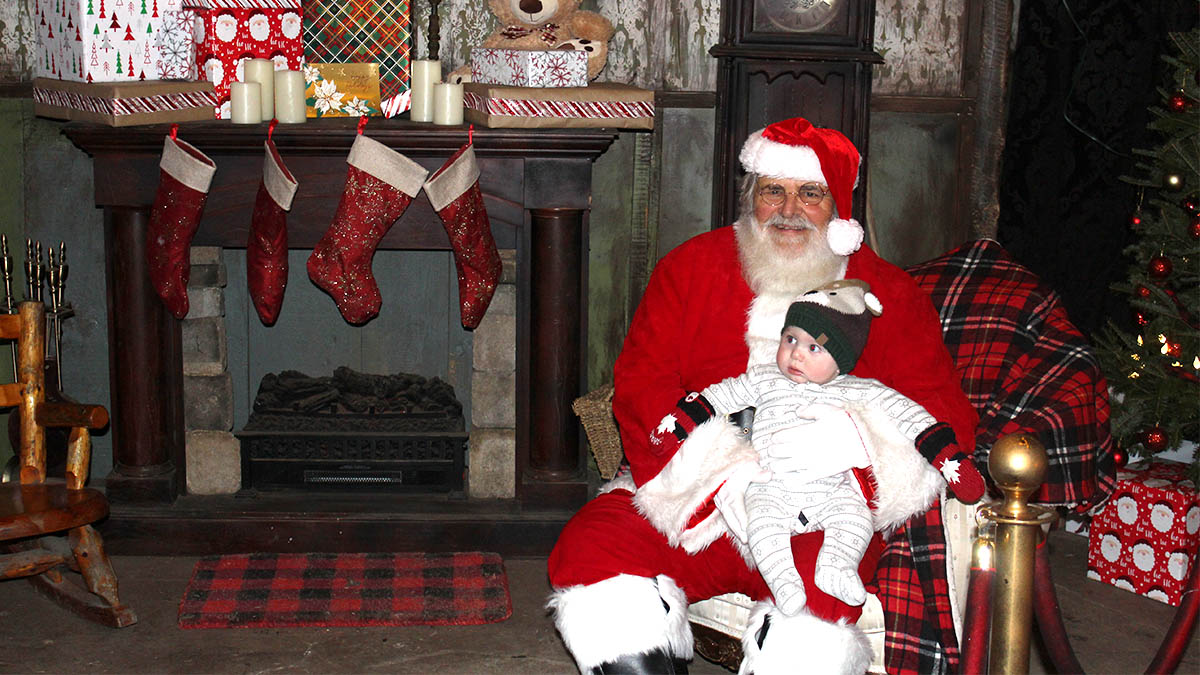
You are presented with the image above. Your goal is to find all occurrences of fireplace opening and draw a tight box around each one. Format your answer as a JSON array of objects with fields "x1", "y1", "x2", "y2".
[{"x1": 236, "y1": 367, "x2": 468, "y2": 493}]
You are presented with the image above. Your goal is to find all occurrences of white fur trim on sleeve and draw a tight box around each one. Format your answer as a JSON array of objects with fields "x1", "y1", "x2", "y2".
[
  {"x1": 847, "y1": 404, "x2": 945, "y2": 534},
  {"x1": 826, "y1": 218, "x2": 864, "y2": 256},
  {"x1": 631, "y1": 416, "x2": 759, "y2": 553}
]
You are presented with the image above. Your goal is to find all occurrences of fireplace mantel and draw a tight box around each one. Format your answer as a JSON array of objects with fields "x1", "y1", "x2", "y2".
[{"x1": 65, "y1": 119, "x2": 617, "y2": 555}]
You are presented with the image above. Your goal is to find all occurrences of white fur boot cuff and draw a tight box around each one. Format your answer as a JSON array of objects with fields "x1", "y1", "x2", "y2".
[
  {"x1": 547, "y1": 574, "x2": 694, "y2": 671},
  {"x1": 739, "y1": 601, "x2": 872, "y2": 675}
]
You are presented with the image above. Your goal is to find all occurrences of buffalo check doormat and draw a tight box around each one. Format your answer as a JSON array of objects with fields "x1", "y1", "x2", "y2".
[{"x1": 178, "y1": 552, "x2": 511, "y2": 628}]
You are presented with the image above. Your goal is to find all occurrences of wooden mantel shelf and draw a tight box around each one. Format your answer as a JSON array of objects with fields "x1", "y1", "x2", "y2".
[{"x1": 65, "y1": 120, "x2": 617, "y2": 555}]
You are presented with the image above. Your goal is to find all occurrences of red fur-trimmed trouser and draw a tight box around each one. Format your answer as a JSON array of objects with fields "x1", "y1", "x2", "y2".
[{"x1": 547, "y1": 489, "x2": 884, "y2": 671}]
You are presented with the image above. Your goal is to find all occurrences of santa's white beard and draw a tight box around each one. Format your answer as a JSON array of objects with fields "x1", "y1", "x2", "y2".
[{"x1": 734, "y1": 213, "x2": 846, "y2": 295}]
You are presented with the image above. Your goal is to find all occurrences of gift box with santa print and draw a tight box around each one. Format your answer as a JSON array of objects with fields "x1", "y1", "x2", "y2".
[
  {"x1": 1086, "y1": 458, "x2": 1199, "y2": 606},
  {"x1": 186, "y1": 0, "x2": 305, "y2": 118},
  {"x1": 33, "y1": 0, "x2": 181, "y2": 83}
]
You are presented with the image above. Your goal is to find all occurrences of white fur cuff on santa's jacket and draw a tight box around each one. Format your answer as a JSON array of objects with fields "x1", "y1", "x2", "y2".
[{"x1": 630, "y1": 416, "x2": 759, "y2": 553}]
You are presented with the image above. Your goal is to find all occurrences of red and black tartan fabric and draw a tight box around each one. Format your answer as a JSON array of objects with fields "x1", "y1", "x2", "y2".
[
  {"x1": 178, "y1": 552, "x2": 511, "y2": 629},
  {"x1": 872, "y1": 239, "x2": 1117, "y2": 673}
]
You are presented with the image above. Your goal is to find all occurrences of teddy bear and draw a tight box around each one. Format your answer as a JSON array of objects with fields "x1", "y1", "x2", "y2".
[{"x1": 448, "y1": 0, "x2": 615, "y2": 83}]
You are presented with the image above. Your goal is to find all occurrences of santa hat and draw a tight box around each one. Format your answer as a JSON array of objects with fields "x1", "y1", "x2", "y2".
[
  {"x1": 783, "y1": 279, "x2": 882, "y2": 374},
  {"x1": 739, "y1": 118, "x2": 864, "y2": 256}
]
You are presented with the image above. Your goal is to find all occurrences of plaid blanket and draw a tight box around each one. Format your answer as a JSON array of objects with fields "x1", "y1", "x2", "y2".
[{"x1": 877, "y1": 239, "x2": 1117, "y2": 673}]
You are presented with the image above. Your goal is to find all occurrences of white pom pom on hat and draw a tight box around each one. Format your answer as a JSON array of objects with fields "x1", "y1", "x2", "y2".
[{"x1": 739, "y1": 117, "x2": 864, "y2": 256}]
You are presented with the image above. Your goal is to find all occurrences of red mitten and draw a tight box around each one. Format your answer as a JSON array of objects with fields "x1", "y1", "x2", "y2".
[
  {"x1": 146, "y1": 131, "x2": 216, "y2": 319},
  {"x1": 247, "y1": 135, "x2": 298, "y2": 325},
  {"x1": 307, "y1": 132, "x2": 428, "y2": 324},
  {"x1": 917, "y1": 422, "x2": 987, "y2": 503},
  {"x1": 422, "y1": 142, "x2": 501, "y2": 330},
  {"x1": 648, "y1": 392, "x2": 716, "y2": 457}
]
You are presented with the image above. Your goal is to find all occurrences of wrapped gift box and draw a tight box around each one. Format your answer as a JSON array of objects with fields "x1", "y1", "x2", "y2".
[
  {"x1": 33, "y1": 0, "x2": 181, "y2": 82},
  {"x1": 187, "y1": 0, "x2": 305, "y2": 118},
  {"x1": 302, "y1": 0, "x2": 411, "y2": 114},
  {"x1": 304, "y1": 62, "x2": 381, "y2": 117},
  {"x1": 32, "y1": 78, "x2": 219, "y2": 126},
  {"x1": 470, "y1": 48, "x2": 587, "y2": 88},
  {"x1": 463, "y1": 82, "x2": 653, "y2": 129},
  {"x1": 1087, "y1": 458, "x2": 1199, "y2": 606}
]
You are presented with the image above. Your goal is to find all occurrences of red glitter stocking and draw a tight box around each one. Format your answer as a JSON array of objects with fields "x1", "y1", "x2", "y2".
[
  {"x1": 247, "y1": 133, "x2": 298, "y2": 325},
  {"x1": 423, "y1": 143, "x2": 501, "y2": 330},
  {"x1": 307, "y1": 133, "x2": 428, "y2": 324},
  {"x1": 145, "y1": 130, "x2": 216, "y2": 319}
]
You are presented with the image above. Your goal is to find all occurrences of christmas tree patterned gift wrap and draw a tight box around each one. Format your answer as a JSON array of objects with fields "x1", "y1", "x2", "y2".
[
  {"x1": 302, "y1": 0, "x2": 411, "y2": 115},
  {"x1": 1086, "y1": 458, "x2": 1199, "y2": 606},
  {"x1": 188, "y1": 0, "x2": 305, "y2": 119},
  {"x1": 34, "y1": 0, "x2": 178, "y2": 82},
  {"x1": 470, "y1": 48, "x2": 587, "y2": 88}
]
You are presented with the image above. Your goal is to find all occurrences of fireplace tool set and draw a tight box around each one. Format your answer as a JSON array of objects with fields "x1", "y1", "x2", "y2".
[{"x1": 0, "y1": 234, "x2": 71, "y2": 392}]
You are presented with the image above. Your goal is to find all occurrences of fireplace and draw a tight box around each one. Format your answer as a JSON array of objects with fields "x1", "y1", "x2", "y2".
[
  {"x1": 237, "y1": 368, "x2": 469, "y2": 493},
  {"x1": 66, "y1": 120, "x2": 614, "y2": 555}
]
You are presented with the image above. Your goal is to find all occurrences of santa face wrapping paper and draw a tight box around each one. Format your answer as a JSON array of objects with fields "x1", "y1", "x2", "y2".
[
  {"x1": 34, "y1": 0, "x2": 181, "y2": 82},
  {"x1": 1086, "y1": 458, "x2": 1199, "y2": 606},
  {"x1": 186, "y1": 0, "x2": 305, "y2": 118}
]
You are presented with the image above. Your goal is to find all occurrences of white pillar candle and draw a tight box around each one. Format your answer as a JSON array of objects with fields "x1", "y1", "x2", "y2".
[
  {"x1": 432, "y1": 82, "x2": 464, "y2": 125},
  {"x1": 410, "y1": 59, "x2": 441, "y2": 122},
  {"x1": 230, "y1": 81, "x2": 263, "y2": 124},
  {"x1": 243, "y1": 58, "x2": 275, "y2": 120},
  {"x1": 274, "y1": 69, "x2": 307, "y2": 124}
]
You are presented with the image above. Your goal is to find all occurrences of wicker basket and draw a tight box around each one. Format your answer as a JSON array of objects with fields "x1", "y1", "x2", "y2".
[{"x1": 571, "y1": 384, "x2": 623, "y2": 480}]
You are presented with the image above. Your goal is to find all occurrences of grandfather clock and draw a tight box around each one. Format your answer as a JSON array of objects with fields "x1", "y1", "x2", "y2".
[{"x1": 710, "y1": 0, "x2": 881, "y2": 228}]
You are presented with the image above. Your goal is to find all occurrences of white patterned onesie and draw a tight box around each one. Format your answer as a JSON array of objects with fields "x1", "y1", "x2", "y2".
[{"x1": 701, "y1": 364, "x2": 937, "y2": 615}]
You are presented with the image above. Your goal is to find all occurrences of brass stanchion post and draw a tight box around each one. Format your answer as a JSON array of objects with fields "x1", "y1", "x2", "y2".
[{"x1": 982, "y1": 433, "x2": 1053, "y2": 674}]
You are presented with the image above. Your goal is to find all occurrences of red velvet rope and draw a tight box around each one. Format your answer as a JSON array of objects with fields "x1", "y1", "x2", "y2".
[
  {"x1": 963, "y1": 534, "x2": 1200, "y2": 674},
  {"x1": 960, "y1": 561, "x2": 993, "y2": 674}
]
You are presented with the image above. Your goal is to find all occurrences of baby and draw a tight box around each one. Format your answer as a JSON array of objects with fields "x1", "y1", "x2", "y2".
[{"x1": 700, "y1": 280, "x2": 982, "y2": 615}]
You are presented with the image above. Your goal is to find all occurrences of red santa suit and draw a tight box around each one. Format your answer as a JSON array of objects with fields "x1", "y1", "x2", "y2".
[{"x1": 548, "y1": 228, "x2": 977, "y2": 671}]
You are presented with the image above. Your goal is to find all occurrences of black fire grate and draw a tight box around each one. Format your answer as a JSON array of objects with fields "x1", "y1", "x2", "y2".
[{"x1": 237, "y1": 368, "x2": 468, "y2": 493}]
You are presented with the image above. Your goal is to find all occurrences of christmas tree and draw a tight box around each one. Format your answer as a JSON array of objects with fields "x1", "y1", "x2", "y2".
[{"x1": 1096, "y1": 29, "x2": 1200, "y2": 479}]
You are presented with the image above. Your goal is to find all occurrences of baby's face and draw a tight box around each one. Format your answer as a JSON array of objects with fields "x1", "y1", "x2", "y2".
[{"x1": 776, "y1": 326, "x2": 839, "y2": 385}]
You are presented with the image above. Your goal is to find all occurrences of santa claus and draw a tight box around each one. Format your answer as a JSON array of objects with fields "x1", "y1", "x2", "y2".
[{"x1": 547, "y1": 118, "x2": 981, "y2": 673}]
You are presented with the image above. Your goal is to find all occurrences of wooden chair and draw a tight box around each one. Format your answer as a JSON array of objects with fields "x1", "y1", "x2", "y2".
[{"x1": 0, "y1": 301, "x2": 136, "y2": 627}]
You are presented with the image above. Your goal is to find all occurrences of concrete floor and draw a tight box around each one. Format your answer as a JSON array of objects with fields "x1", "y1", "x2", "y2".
[{"x1": 0, "y1": 530, "x2": 1195, "y2": 674}]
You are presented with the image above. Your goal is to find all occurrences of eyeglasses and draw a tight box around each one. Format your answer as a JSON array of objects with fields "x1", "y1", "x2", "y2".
[{"x1": 756, "y1": 182, "x2": 829, "y2": 207}]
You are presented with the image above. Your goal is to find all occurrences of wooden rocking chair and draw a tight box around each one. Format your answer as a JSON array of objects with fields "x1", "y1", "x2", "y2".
[{"x1": 0, "y1": 302, "x2": 136, "y2": 627}]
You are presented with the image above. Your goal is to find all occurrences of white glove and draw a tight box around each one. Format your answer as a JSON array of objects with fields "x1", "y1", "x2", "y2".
[{"x1": 713, "y1": 461, "x2": 773, "y2": 543}]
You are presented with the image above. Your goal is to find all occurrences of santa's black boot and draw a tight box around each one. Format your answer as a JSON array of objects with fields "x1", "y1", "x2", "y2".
[{"x1": 590, "y1": 647, "x2": 688, "y2": 674}]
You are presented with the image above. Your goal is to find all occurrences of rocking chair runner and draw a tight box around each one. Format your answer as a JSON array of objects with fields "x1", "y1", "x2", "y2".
[{"x1": 0, "y1": 301, "x2": 136, "y2": 627}]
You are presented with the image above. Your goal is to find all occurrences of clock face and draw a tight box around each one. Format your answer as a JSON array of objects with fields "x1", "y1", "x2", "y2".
[{"x1": 753, "y1": 0, "x2": 842, "y2": 34}]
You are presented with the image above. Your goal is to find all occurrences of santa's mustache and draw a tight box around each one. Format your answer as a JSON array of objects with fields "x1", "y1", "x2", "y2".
[{"x1": 761, "y1": 214, "x2": 816, "y2": 231}]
